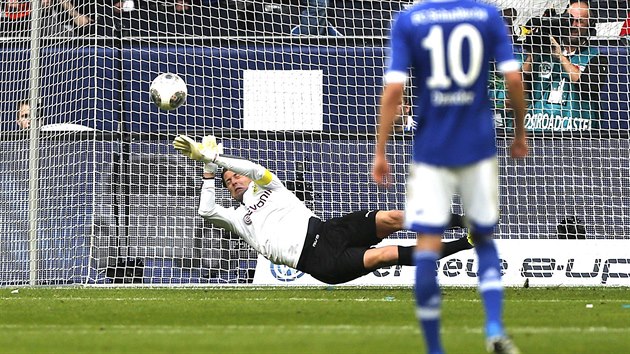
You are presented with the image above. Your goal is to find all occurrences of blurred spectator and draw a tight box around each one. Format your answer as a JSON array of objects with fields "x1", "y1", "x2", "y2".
[
  {"x1": 489, "y1": 7, "x2": 527, "y2": 129},
  {"x1": 17, "y1": 101, "x2": 30, "y2": 129},
  {"x1": 241, "y1": 1, "x2": 298, "y2": 37},
  {"x1": 162, "y1": 0, "x2": 210, "y2": 36},
  {"x1": 522, "y1": 0, "x2": 608, "y2": 133},
  {"x1": 290, "y1": 0, "x2": 341, "y2": 36},
  {"x1": 119, "y1": 0, "x2": 155, "y2": 37},
  {"x1": 1, "y1": 0, "x2": 92, "y2": 37},
  {"x1": 327, "y1": 0, "x2": 401, "y2": 37},
  {"x1": 2, "y1": 0, "x2": 32, "y2": 36},
  {"x1": 16, "y1": 101, "x2": 93, "y2": 131},
  {"x1": 72, "y1": 0, "x2": 119, "y2": 36},
  {"x1": 123, "y1": 0, "x2": 222, "y2": 37}
]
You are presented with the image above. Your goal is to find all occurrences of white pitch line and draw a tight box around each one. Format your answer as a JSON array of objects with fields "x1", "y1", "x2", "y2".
[
  {"x1": 1, "y1": 296, "x2": 629, "y2": 304},
  {"x1": 0, "y1": 297, "x2": 406, "y2": 302},
  {"x1": 0, "y1": 324, "x2": 627, "y2": 335}
]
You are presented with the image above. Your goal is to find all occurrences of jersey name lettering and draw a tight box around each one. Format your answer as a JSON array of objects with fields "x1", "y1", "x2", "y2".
[
  {"x1": 432, "y1": 90, "x2": 475, "y2": 105},
  {"x1": 411, "y1": 7, "x2": 488, "y2": 24}
]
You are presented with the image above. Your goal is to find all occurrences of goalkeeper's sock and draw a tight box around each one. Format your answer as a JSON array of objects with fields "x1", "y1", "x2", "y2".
[
  {"x1": 447, "y1": 213, "x2": 466, "y2": 229},
  {"x1": 414, "y1": 251, "x2": 443, "y2": 354},
  {"x1": 474, "y1": 237, "x2": 505, "y2": 339},
  {"x1": 439, "y1": 236, "x2": 473, "y2": 258},
  {"x1": 397, "y1": 246, "x2": 414, "y2": 265}
]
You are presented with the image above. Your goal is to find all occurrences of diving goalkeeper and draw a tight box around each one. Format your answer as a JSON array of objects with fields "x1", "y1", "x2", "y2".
[{"x1": 173, "y1": 135, "x2": 472, "y2": 284}]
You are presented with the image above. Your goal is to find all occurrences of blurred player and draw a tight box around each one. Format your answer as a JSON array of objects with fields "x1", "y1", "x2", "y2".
[
  {"x1": 372, "y1": 1, "x2": 528, "y2": 353},
  {"x1": 173, "y1": 135, "x2": 473, "y2": 285}
]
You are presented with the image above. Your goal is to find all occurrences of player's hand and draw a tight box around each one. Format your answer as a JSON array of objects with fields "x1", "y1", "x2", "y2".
[
  {"x1": 201, "y1": 135, "x2": 223, "y2": 173},
  {"x1": 372, "y1": 153, "x2": 391, "y2": 186},
  {"x1": 201, "y1": 135, "x2": 223, "y2": 153},
  {"x1": 510, "y1": 138, "x2": 528, "y2": 158},
  {"x1": 173, "y1": 135, "x2": 222, "y2": 162},
  {"x1": 173, "y1": 135, "x2": 205, "y2": 161}
]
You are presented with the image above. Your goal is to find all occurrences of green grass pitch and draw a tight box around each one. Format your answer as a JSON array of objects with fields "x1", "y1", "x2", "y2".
[{"x1": 1, "y1": 287, "x2": 629, "y2": 354}]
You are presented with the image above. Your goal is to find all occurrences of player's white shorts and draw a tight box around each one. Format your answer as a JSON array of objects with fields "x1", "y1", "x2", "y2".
[{"x1": 404, "y1": 156, "x2": 499, "y2": 235}]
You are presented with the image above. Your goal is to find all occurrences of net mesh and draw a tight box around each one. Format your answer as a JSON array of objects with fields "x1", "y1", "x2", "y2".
[{"x1": 1, "y1": 0, "x2": 628, "y2": 285}]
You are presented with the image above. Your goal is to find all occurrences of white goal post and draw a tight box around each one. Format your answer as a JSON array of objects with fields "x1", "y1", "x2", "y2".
[{"x1": 0, "y1": 0, "x2": 628, "y2": 286}]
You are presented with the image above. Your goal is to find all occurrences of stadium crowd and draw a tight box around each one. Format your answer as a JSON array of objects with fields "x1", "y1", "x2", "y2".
[
  {"x1": 0, "y1": 0, "x2": 400, "y2": 37},
  {"x1": 4, "y1": 0, "x2": 628, "y2": 132},
  {"x1": 0, "y1": 0, "x2": 627, "y2": 38}
]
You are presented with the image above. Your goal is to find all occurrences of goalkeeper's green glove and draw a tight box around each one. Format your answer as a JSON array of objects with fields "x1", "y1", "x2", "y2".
[
  {"x1": 201, "y1": 135, "x2": 223, "y2": 174},
  {"x1": 172, "y1": 135, "x2": 222, "y2": 164}
]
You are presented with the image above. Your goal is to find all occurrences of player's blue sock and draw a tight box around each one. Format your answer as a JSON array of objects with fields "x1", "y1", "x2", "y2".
[
  {"x1": 475, "y1": 237, "x2": 504, "y2": 339},
  {"x1": 414, "y1": 250, "x2": 443, "y2": 354}
]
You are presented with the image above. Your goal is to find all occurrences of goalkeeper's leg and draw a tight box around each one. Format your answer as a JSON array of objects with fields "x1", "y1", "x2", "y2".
[
  {"x1": 363, "y1": 235, "x2": 471, "y2": 269},
  {"x1": 375, "y1": 210, "x2": 466, "y2": 239}
]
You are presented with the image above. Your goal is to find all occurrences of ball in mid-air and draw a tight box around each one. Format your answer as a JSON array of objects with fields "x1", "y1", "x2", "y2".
[{"x1": 149, "y1": 73, "x2": 187, "y2": 111}]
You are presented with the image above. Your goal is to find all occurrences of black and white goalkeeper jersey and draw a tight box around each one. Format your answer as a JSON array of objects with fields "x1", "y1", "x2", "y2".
[{"x1": 198, "y1": 157, "x2": 316, "y2": 268}]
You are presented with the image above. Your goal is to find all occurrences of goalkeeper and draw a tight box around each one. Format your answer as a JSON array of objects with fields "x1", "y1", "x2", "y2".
[{"x1": 173, "y1": 135, "x2": 472, "y2": 284}]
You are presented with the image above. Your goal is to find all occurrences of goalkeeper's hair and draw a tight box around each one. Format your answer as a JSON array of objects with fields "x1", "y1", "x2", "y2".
[{"x1": 220, "y1": 168, "x2": 230, "y2": 188}]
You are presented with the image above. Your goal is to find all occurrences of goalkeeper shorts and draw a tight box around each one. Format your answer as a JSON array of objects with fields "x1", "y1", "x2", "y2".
[{"x1": 296, "y1": 210, "x2": 381, "y2": 284}]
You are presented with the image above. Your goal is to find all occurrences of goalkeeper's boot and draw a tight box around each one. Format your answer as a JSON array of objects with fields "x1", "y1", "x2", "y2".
[{"x1": 486, "y1": 336, "x2": 520, "y2": 354}]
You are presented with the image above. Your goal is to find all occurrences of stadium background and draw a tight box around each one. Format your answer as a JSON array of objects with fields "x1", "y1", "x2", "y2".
[{"x1": 0, "y1": 0, "x2": 629, "y2": 285}]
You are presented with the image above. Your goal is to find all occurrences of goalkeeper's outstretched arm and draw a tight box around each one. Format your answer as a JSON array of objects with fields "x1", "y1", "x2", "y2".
[
  {"x1": 198, "y1": 177, "x2": 240, "y2": 232},
  {"x1": 172, "y1": 134, "x2": 277, "y2": 188},
  {"x1": 213, "y1": 155, "x2": 275, "y2": 187}
]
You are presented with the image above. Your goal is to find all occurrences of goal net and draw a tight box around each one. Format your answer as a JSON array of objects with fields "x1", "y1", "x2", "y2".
[{"x1": 0, "y1": 0, "x2": 628, "y2": 286}]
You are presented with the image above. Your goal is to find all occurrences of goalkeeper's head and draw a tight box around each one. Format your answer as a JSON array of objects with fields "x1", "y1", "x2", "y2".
[{"x1": 221, "y1": 169, "x2": 250, "y2": 203}]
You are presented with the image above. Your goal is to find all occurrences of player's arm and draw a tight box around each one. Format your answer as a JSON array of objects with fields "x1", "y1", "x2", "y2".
[
  {"x1": 173, "y1": 135, "x2": 280, "y2": 189},
  {"x1": 373, "y1": 13, "x2": 409, "y2": 186},
  {"x1": 374, "y1": 83, "x2": 404, "y2": 185},
  {"x1": 504, "y1": 69, "x2": 528, "y2": 158},
  {"x1": 174, "y1": 137, "x2": 240, "y2": 231},
  {"x1": 490, "y1": 8, "x2": 528, "y2": 158},
  {"x1": 213, "y1": 155, "x2": 279, "y2": 189},
  {"x1": 197, "y1": 175, "x2": 241, "y2": 232}
]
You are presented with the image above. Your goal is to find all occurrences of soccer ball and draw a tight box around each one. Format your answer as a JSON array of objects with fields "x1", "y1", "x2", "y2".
[{"x1": 149, "y1": 73, "x2": 187, "y2": 111}]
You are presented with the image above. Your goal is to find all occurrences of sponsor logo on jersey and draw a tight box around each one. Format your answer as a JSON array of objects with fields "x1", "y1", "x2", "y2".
[
  {"x1": 243, "y1": 189, "x2": 273, "y2": 225},
  {"x1": 270, "y1": 263, "x2": 305, "y2": 282}
]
